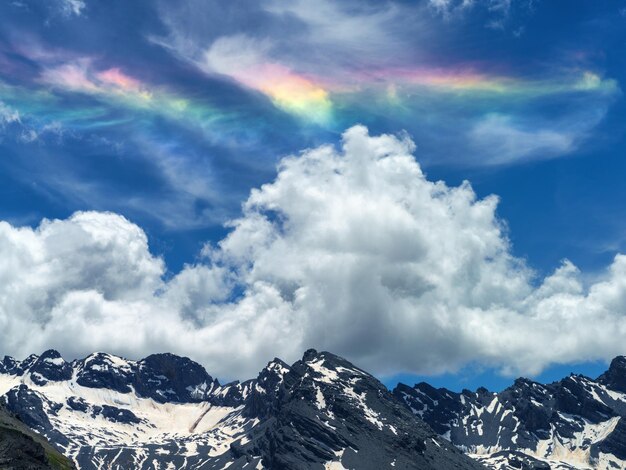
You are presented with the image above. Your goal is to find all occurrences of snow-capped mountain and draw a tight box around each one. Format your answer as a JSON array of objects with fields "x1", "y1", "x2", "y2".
[
  {"x1": 0, "y1": 349, "x2": 482, "y2": 470},
  {"x1": 394, "y1": 356, "x2": 626, "y2": 470}
]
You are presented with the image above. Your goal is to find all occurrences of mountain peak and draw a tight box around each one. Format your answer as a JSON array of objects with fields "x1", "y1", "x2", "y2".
[
  {"x1": 29, "y1": 350, "x2": 72, "y2": 385},
  {"x1": 302, "y1": 348, "x2": 319, "y2": 362},
  {"x1": 598, "y1": 355, "x2": 626, "y2": 393},
  {"x1": 258, "y1": 358, "x2": 290, "y2": 382},
  {"x1": 39, "y1": 349, "x2": 63, "y2": 359}
]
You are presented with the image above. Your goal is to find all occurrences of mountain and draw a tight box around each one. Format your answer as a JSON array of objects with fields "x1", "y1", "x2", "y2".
[
  {"x1": 0, "y1": 349, "x2": 482, "y2": 470},
  {"x1": 6, "y1": 348, "x2": 625, "y2": 470},
  {"x1": 394, "y1": 356, "x2": 626, "y2": 469},
  {"x1": 0, "y1": 403, "x2": 75, "y2": 470}
]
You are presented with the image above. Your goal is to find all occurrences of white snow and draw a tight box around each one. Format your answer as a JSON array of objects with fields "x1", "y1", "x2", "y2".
[
  {"x1": 44, "y1": 357, "x2": 65, "y2": 366},
  {"x1": 0, "y1": 369, "x2": 257, "y2": 462},
  {"x1": 341, "y1": 381, "x2": 384, "y2": 430},
  {"x1": 307, "y1": 359, "x2": 340, "y2": 384},
  {"x1": 324, "y1": 450, "x2": 347, "y2": 470},
  {"x1": 315, "y1": 386, "x2": 326, "y2": 410}
]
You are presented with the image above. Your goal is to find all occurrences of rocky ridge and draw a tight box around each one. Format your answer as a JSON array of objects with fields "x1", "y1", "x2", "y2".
[
  {"x1": 0, "y1": 349, "x2": 483, "y2": 470},
  {"x1": 394, "y1": 356, "x2": 626, "y2": 469}
]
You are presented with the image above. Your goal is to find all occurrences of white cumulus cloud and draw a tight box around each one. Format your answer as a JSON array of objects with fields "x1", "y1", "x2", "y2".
[{"x1": 1, "y1": 127, "x2": 626, "y2": 380}]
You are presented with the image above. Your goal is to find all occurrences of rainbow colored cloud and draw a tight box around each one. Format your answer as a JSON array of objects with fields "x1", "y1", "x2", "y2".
[
  {"x1": 0, "y1": 47, "x2": 619, "y2": 166},
  {"x1": 202, "y1": 46, "x2": 617, "y2": 127},
  {"x1": 0, "y1": 58, "x2": 255, "y2": 147},
  {"x1": 39, "y1": 60, "x2": 214, "y2": 124}
]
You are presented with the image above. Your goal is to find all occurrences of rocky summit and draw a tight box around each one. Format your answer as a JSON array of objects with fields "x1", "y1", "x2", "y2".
[{"x1": 0, "y1": 348, "x2": 481, "y2": 470}]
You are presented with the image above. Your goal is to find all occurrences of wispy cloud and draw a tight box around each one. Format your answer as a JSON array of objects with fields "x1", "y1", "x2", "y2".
[
  {"x1": 0, "y1": 101, "x2": 20, "y2": 126},
  {"x1": 469, "y1": 114, "x2": 575, "y2": 164},
  {"x1": 58, "y1": 0, "x2": 86, "y2": 17},
  {"x1": 153, "y1": 0, "x2": 619, "y2": 165},
  {"x1": 428, "y1": 0, "x2": 536, "y2": 30}
]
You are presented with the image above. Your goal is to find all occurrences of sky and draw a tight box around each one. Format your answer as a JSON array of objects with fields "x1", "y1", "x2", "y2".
[{"x1": 0, "y1": 0, "x2": 626, "y2": 392}]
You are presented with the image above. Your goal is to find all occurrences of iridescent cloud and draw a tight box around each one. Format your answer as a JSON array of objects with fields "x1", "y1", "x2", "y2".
[
  {"x1": 204, "y1": 35, "x2": 333, "y2": 126},
  {"x1": 340, "y1": 67, "x2": 617, "y2": 96},
  {"x1": 0, "y1": 37, "x2": 619, "y2": 171},
  {"x1": 40, "y1": 60, "x2": 207, "y2": 122},
  {"x1": 203, "y1": 35, "x2": 617, "y2": 126},
  {"x1": 0, "y1": 58, "x2": 253, "y2": 147}
]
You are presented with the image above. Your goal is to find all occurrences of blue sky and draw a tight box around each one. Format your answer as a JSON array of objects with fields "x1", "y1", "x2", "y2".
[{"x1": 1, "y1": 0, "x2": 626, "y2": 390}]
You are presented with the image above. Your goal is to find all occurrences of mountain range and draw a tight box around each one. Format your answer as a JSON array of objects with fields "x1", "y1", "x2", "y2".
[{"x1": 0, "y1": 349, "x2": 624, "y2": 469}]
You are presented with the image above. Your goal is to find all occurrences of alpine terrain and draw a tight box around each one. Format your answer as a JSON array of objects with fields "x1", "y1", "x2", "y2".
[
  {"x1": 0, "y1": 349, "x2": 482, "y2": 470},
  {"x1": 3, "y1": 347, "x2": 626, "y2": 469},
  {"x1": 395, "y1": 356, "x2": 626, "y2": 469}
]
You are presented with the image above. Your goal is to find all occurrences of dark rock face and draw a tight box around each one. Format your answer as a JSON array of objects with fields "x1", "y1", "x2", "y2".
[
  {"x1": 598, "y1": 356, "x2": 626, "y2": 393},
  {"x1": 0, "y1": 405, "x2": 75, "y2": 470},
  {"x1": 66, "y1": 397, "x2": 89, "y2": 412},
  {"x1": 211, "y1": 378, "x2": 254, "y2": 407},
  {"x1": 2, "y1": 385, "x2": 53, "y2": 433},
  {"x1": 0, "y1": 356, "x2": 20, "y2": 374},
  {"x1": 244, "y1": 358, "x2": 290, "y2": 418},
  {"x1": 595, "y1": 417, "x2": 626, "y2": 461},
  {"x1": 0, "y1": 426, "x2": 52, "y2": 470},
  {"x1": 28, "y1": 350, "x2": 73, "y2": 385},
  {"x1": 75, "y1": 352, "x2": 134, "y2": 393},
  {"x1": 1, "y1": 354, "x2": 39, "y2": 376},
  {"x1": 95, "y1": 405, "x2": 141, "y2": 424},
  {"x1": 134, "y1": 353, "x2": 217, "y2": 403},
  {"x1": 75, "y1": 352, "x2": 217, "y2": 402},
  {"x1": 2, "y1": 385, "x2": 70, "y2": 449},
  {"x1": 555, "y1": 375, "x2": 615, "y2": 423},
  {"x1": 221, "y1": 350, "x2": 485, "y2": 470}
]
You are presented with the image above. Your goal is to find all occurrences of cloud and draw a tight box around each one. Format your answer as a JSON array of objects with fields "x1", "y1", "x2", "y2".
[
  {"x1": 428, "y1": 0, "x2": 475, "y2": 15},
  {"x1": 467, "y1": 92, "x2": 614, "y2": 165},
  {"x1": 58, "y1": 0, "x2": 85, "y2": 16},
  {"x1": 2, "y1": 127, "x2": 626, "y2": 379},
  {"x1": 203, "y1": 35, "x2": 333, "y2": 125},
  {"x1": 0, "y1": 101, "x2": 21, "y2": 127},
  {"x1": 0, "y1": 101, "x2": 48, "y2": 143},
  {"x1": 469, "y1": 114, "x2": 575, "y2": 164},
  {"x1": 153, "y1": 0, "x2": 619, "y2": 165},
  {"x1": 153, "y1": 0, "x2": 423, "y2": 123},
  {"x1": 261, "y1": 0, "x2": 407, "y2": 56},
  {"x1": 428, "y1": 0, "x2": 531, "y2": 28}
]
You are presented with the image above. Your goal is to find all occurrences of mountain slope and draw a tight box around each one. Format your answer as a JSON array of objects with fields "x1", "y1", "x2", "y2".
[
  {"x1": 394, "y1": 356, "x2": 626, "y2": 470},
  {"x1": 0, "y1": 404, "x2": 75, "y2": 470},
  {"x1": 0, "y1": 349, "x2": 483, "y2": 470}
]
